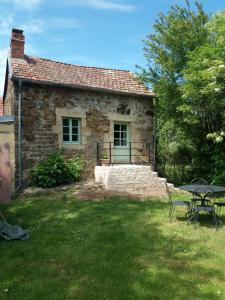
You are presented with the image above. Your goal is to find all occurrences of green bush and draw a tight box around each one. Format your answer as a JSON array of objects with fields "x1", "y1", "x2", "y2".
[
  {"x1": 66, "y1": 157, "x2": 85, "y2": 181},
  {"x1": 30, "y1": 151, "x2": 84, "y2": 188}
]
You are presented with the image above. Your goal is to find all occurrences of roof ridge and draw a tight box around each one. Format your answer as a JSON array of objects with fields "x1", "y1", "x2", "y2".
[{"x1": 25, "y1": 55, "x2": 134, "y2": 74}]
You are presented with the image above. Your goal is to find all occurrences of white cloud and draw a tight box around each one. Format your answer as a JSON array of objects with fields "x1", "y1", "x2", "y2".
[
  {"x1": 61, "y1": 54, "x2": 107, "y2": 68},
  {"x1": 0, "y1": 0, "x2": 42, "y2": 10},
  {"x1": 0, "y1": 48, "x2": 9, "y2": 95},
  {"x1": 48, "y1": 18, "x2": 83, "y2": 29},
  {"x1": 20, "y1": 19, "x2": 44, "y2": 34},
  {"x1": 0, "y1": 13, "x2": 15, "y2": 36},
  {"x1": 67, "y1": 0, "x2": 135, "y2": 12},
  {"x1": 18, "y1": 17, "x2": 82, "y2": 36},
  {"x1": 14, "y1": 0, "x2": 42, "y2": 9}
]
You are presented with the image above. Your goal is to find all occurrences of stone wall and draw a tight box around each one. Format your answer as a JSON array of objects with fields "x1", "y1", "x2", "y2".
[
  {"x1": 4, "y1": 76, "x2": 15, "y2": 116},
  {"x1": 9, "y1": 82, "x2": 154, "y2": 185},
  {"x1": 0, "y1": 120, "x2": 15, "y2": 201}
]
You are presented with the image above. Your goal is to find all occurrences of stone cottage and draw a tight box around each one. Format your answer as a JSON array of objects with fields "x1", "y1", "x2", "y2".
[{"x1": 1, "y1": 28, "x2": 168, "y2": 198}]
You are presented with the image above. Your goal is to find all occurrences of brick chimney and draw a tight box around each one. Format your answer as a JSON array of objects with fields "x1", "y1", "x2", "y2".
[{"x1": 10, "y1": 28, "x2": 25, "y2": 59}]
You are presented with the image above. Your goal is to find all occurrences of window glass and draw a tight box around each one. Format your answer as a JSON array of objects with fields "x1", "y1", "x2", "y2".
[
  {"x1": 114, "y1": 132, "x2": 120, "y2": 139},
  {"x1": 72, "y1": 135, "x2": 79, "y2": 142},
  {"x1": 121, "y1": 139, "x2": 127, "y2": 146},
  {"x1": 114, "y1": 124, "x2": 120, "y2": 132},
  {"x1": 63, "y1": 134, "x2": 69, "y2": 142},
  {"x1": 72, "y1": 119, "x2": 78, "y2": 127},
  {"x1": 63, "y1": 127, "x2": 69, "y2": 134},
  {"x1": 63, "y1": 118, "x2": 80, "y2": 144},
  {"x1": 121, "y1": 131, "x2": 127, "y2": 140},
  {"x1": 121, "y1": 124, "x2": 127, "y2": 132},
  {"x1": 63, "y1": 119, "x2": 69, "y2": 127},
  {"x1": 72, "y1": 127, "x2": 78, "y2": 135},
  {"x1": 114, "y1": 123, "x2": 128, "y2": 146}
]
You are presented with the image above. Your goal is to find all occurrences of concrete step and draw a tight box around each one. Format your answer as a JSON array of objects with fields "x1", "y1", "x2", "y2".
[
  {"x1": 95, "y1": 165, "x2": 168, "y2": 196},
  {"x1": 167, "y1": 182, "x2": 175, "y2": 189}
]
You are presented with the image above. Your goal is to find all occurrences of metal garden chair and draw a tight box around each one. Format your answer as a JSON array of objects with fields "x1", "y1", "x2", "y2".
[
  {"x1": 189, "y1": 187, "x2": 219, "y2": 227},
  {"x1": 190, "y1": 178, "x2": 210, "y2": 205},
  {"x1": 213, "y1": 192, "x2": 225, "y2": 216},
  {"x1": 191, "y1": 178, "x2": 208, "y2": 185},
  {"x1": 166, "y1": 183, "x2": 191, "y2": 222}
]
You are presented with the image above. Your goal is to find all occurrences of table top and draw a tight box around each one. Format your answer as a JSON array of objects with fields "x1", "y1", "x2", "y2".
[{"x1": 179, "y1": 184, "x2": 225, "y2": 193}]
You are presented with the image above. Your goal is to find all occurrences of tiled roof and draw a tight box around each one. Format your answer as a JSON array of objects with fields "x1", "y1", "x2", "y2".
[
  {"x1": 0, "y1": 97, "x2": 3, "y2": 116},
  {"x1": 10, "y1": 56, "x2": 154, "y2": 97}
]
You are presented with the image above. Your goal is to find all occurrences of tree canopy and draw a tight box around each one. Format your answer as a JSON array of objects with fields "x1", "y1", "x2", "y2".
[{"x1": 140, "y1": 1, "x2": 225, "y2": 184}]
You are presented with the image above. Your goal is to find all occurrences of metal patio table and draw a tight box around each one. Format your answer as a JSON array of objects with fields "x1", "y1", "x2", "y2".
[
  {"x1": 179, "y1": 184, "x2": 225, "y2": 225},
  {"x1": 179, "y1": 185, "x2": 225, "y2": 205}
]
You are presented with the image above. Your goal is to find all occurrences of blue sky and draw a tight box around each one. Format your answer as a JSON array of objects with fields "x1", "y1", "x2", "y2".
[{"x1": 0, "y1": 0, "x2": 224, "y2": 94}]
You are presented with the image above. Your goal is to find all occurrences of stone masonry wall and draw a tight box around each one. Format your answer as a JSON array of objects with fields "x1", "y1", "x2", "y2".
[
  {"x1": 0, "y1": 121, "x2": 15, "y2": 200},
  {"x1": 11, "y1": 82, "x2": 154, "y2": 185},
  {"x1": 4, "y1": 76, "x2": 15, "y2": 116}
]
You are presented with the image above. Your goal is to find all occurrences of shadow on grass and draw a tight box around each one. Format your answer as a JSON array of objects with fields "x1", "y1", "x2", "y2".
[{"x1": 0, "y1": 193, "x2": 224, "y2": 300}]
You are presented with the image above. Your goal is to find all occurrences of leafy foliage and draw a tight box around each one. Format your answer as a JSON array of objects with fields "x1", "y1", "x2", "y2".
[
  {"x1": 30, "y1": 151, "x2": 84, "y2": 188},
  {"x1": 139, "y1": 0, "x2": 208, "y2": 119},
  {"x1": 181, "y1": 11, "x2": 225, "y2": 183},
  {"x1": 139, "y1": 1, "x2": 225, "y2": 184},
  {"x1": 157, "y1": 120, "x2": 194, "y2": 184}
]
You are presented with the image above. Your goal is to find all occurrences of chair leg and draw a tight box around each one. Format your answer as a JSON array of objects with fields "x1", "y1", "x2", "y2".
[
  {"x1": 168, "y1": 205, "x2": 172, "y2": 219},
  {"x1": 169, "y1": 205, "x2": 175, "y2": 223},
  {"x1": 194, "y1": 211, "x2": 198, "y2": 228},
  {"x1": 215, "y1": 205, "x2": 218, "y2": 215},
  {"x1": 186, "y1": 207, "x2": 195, "y2": 223},
  {"x1": 215, "y1": 210, "x2": 222, "y2": 226},
  {"x1": 212, "y1": 211, "x2": 217, "y2": 227},
  {"x1": 187, "y1": 204, "x2": 192, "y2": 213},
  {"x1": 186, "y1": 210, "x2": 194, "y2": 223}
]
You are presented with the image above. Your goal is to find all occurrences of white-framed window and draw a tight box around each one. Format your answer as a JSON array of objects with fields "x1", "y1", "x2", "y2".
[
  {"x1": 114, "y1": 123, "x2": 128, "y2": 146},
  {"x1": 62, "y1": 118, "x2": 81, "y2": 144}
]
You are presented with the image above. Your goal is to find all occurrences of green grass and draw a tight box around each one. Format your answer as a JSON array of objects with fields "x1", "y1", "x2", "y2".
[{"x1": 1, "y1": 191, "x2": 225, "y2": 300}]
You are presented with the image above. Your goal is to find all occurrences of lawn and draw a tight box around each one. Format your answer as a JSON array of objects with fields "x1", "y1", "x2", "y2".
[{"x1": 0, "y1": 191, "x2": 225, "y2": 300}]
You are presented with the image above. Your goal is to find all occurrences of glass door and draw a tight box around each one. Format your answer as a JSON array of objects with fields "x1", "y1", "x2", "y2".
[{"x1": 113, "y1": 122, "x2": 130, "y2": 163}]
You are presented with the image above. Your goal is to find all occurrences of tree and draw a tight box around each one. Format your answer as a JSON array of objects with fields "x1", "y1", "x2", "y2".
[
  {"x1": 139, "y1": 1, "x2": 209, "y2": 183},
  {"x1": 139, "y1": 0, "x2": 208, "y2": 119},
  {"x1": 181, "y1": 11, "x2": 225, "y2": 135},
  {"x1": 206, "y1": 11, "x2": 225, "y2": 144},
  {"x1": 181, "y1": 11, "x2": 225, "y2": 183}
]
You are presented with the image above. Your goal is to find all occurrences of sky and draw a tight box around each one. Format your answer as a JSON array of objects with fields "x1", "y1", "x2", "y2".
[{"x1": 0, "y1": 0, "x2": 225, "y2": 94}]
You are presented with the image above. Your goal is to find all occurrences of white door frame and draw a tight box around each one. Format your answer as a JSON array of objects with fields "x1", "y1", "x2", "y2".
[{"x1": 113, "y1": 122, "x2": 130, "y2": 163}]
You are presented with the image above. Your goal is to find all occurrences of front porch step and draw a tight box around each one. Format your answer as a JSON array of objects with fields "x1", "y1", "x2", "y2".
[{"x1": 95, "y1": 165, "x2": 168, "y2": 197}]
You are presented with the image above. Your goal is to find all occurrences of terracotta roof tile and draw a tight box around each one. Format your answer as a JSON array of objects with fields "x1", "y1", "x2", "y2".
[
  {"x1": 0, "y1": 97, "x2": 3, "y2": 116},
  {"x1": 11, "y1": 56, "x2": 154, "y2": 97}
]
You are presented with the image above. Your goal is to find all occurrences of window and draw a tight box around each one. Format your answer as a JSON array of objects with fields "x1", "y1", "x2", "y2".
[
  {"x1": 62, "y1": 118, "x2": 81, "y2": 144},
  {"x1": 114, "y1": 123, "x2": 128, "y2": 146}
]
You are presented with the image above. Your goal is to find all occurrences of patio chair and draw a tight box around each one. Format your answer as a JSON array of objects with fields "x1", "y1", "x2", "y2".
[
  {"x1": 213, "y1": 192, "x2": 225, "y2": 216},
  {"x1": 190, "y1": 178, "x2": 210, "y2": 205},
  {"x1": 166, "y1": 183, "x2": 191, "y2": 222},
  {"x1": 189, "y1": 187, "x2": 219, "y2": 227},
  {"x1": 192, "y1": 205, "x2": 219, "y2": 227},
  {"x1": 191, "y1": 178, "x2": 208, "y2": 185}
]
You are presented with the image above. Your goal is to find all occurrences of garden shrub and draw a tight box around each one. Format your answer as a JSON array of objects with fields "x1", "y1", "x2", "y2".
[{"x1": 30, "y1": 151, "x2": 84, "y2": 188}]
